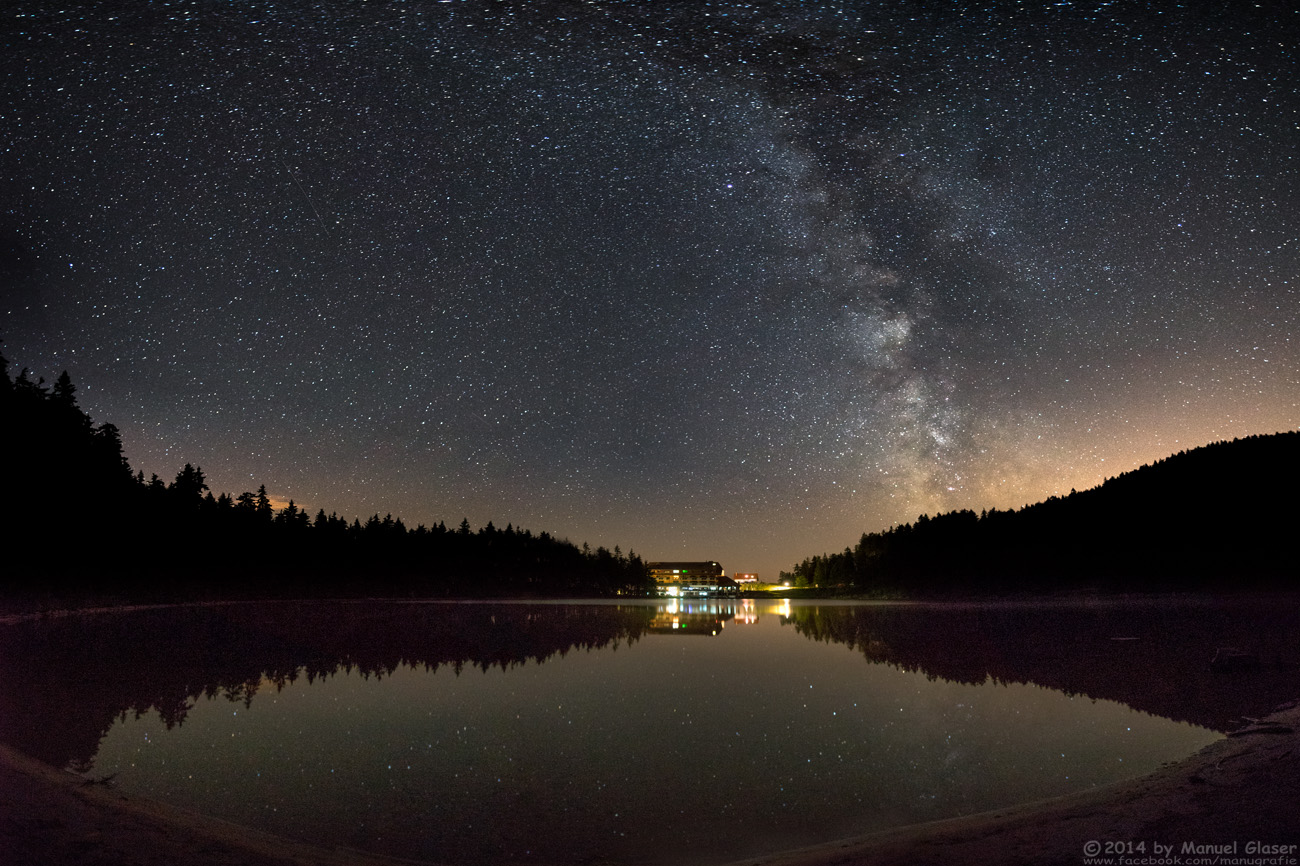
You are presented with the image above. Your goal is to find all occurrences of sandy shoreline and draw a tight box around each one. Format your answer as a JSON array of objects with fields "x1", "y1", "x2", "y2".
[
  {"x1": 728, "y1": 703, "x2": 1300, "y2": 865},
  {"x1": 0, "y1": 741, "x2": 417, "y2": 866},
  {"x1": 4, "y1": 704, "x2": 1299, "y2": 866}
]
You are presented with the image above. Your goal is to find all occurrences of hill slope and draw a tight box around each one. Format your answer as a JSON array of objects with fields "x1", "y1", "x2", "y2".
[
  {"x1": 1, "y1": 356, "x2": 650, "y2": 601},
  {"x1": 787, "y1": 432, "x2": 1299, "y2": 593}
]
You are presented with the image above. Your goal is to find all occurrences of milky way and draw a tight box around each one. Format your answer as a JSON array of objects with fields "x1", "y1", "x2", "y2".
[{"x1": 3, "y1": 1, "x2": 1297, "y2": 578}]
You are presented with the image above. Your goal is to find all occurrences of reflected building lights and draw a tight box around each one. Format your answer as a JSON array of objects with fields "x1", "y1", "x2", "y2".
[
  {"x1": 5, "y1": 599, "x2": 1280, "y2": 866},
  {"x1": 646, "y1": 598, "x2": 794, "y2": 634}
]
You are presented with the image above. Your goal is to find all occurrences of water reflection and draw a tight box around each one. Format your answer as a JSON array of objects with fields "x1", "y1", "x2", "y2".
[
  {"x1": 0, "y1": 600, "x2": 655, "y2": 770},
  {"x1": 780, "y1": 598, "x2": 1300, "y2": 732},
  {"x1": 648, "y1": 598, "x2": 743, "y2": 635},
  {"x1": 2, "y1": 597, "x2": 1296, "y2": 866}
]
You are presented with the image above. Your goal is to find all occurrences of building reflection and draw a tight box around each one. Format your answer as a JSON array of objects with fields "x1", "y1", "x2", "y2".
[
  {"x1": 646, "y1": 598, "x2": 792, "y2": 634},
  {"x1": 736, "y1": 598, "x2": 759, "y2": 625},
  {"x1": 0, "y1": 598, "x2": 814, "y2": 773},
  {"x1": 647, "y1": 610, "x2": 729, "y2": 635},
  {"x1": 6, "y1": 596, "x2": 1294, "y2": 778}
]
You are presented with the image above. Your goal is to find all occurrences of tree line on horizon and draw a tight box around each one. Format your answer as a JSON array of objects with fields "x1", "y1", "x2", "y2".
[
  {"x1": 782, "y1": 431, "x2": 1299, "y2": 594},
  {"x1": 0, "y1": 352, "x2": 651, "y2": 601}
]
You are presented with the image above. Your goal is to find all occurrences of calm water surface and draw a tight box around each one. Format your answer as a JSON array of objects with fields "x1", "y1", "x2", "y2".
[{"x1": 6, "y1": 597, "x2": 1299, "y2": 865}]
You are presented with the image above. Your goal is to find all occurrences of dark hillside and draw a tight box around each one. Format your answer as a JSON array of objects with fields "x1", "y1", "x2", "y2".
[
  {"x1": 786, "y1": 432, "x2": 1299, "y2": 594},
  {"x1": 0, "y1": 354, "x2": 650, "y2": 602}
]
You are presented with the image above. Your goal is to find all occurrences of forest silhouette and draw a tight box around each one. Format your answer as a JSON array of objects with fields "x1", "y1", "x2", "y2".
[
  {"x1": 784, "y1": 431, "x2": 1299, "y2": 594},
  {"x1": 0, "y1": 352, "x2": 649, "y2": 602},
  {"x1": 6, "y1": 349, "x2": 1297, "y2": 602}
]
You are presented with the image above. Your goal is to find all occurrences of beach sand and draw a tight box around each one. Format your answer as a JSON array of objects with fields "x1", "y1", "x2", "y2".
[
  {"x1": 730, "y1": 704, "x2": 1300, "y2": 866},
  {"x1": 3, "y1": 704, "x2": 1299, "y2": 866}
]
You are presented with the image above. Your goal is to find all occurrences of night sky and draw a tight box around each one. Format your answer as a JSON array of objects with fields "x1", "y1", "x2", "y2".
[{"x1": 3, "y1": 1, "x2": 1297, "y2": 579}]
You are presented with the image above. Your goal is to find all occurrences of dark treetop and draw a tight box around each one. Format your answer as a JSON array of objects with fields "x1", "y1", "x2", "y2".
[
  {"x1": 0, "y1": 354, "x2": 650, "y2": 602},
  {"x1": 784, "y1": 431, "x2": 1300, "y2": 594}
]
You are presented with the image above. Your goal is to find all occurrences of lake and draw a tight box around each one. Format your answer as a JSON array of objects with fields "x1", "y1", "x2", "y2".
[{"x1": 3, "y1": 596, "x2": 1299, "y2": 865}]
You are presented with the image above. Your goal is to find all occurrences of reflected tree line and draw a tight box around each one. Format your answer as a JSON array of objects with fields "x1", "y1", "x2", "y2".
[
  {"x1": 783, "y1": 432, "x2": 1299, "y2": 594},
  {"x1": 784, "y1": 602, "x2": 1300, "y2": 733},
  {"x1": 0, "y1": 601, "x2": 656, "y2": 770},
  {"x1": 5, "y1": 600, "x2": 1298, "y2": 775},
  {"x1": 0, "y1": 355, "x2": 650, "y2": 601}
]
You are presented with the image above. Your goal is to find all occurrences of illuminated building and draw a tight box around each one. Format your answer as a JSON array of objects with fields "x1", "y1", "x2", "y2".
[
  {"x1": 647, "y1": 561, "x2": 738, "y2": 597},
  {"x1": 732, "y1": 572, "x2": 758, "y2": 585}
]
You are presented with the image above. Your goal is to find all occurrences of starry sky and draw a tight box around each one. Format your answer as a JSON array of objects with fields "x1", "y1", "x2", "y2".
[{"x1": 3, "y1": 1, "x2": 1297, "y2": 579}]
